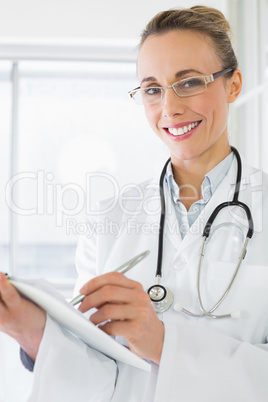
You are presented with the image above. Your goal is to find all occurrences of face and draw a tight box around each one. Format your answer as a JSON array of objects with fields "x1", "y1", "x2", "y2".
[{"x1": 137, "y1": 30, "x2": 241, "y2": 167}]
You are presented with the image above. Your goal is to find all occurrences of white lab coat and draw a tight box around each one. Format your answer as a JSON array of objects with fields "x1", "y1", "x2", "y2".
[{"x1": 26, "y1": 156, "x2": 268, "y2": 402}]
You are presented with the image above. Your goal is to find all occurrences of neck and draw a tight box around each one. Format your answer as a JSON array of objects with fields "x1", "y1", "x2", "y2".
[{"x1": 170, "y1": 143, "x2": 232, "y2": 209}]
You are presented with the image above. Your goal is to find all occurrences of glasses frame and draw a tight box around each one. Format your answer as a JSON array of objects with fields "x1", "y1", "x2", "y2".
[{"x1": 128, "y1": 68, "x2": 233, "y2": 105}]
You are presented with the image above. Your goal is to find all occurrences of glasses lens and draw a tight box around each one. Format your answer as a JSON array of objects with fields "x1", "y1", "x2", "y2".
[
  {"x1": 130, "y1": 87, "x2": 162, "y2": 105},
  {"x1": 133, "y1": 90, "x2": 144, "y2": 105},
  {"x1": 141, "y1": 87, "x2": 162, "y2": 104},
  {"x1": 174, "y1": 76, "x2": 207, "y2": 97}
]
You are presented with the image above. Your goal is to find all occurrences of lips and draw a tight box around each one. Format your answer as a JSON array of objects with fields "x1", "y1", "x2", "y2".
[{"x1": 165, "y1": 121, "x2": 201, "y2": 136}]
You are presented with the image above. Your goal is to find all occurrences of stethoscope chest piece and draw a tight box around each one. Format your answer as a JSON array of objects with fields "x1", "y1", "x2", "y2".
[{"x1": 147, "y1": 284, "x2": 174, "y2": 313}]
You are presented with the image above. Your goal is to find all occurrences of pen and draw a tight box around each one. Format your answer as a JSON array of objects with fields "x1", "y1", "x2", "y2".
[{"x1": 69, "y1": 250, "x2": 150, "y2": 306}]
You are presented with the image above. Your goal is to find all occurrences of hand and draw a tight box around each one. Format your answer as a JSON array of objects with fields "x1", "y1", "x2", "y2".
[
  {"x1": 78, "y1": 272, "x2": 164, "y2": 364},
  {"x1": 0, "y1": 273, "x2": 46, "y2": 361}
]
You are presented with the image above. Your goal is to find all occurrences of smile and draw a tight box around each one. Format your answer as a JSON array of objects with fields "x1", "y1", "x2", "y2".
[{"x1": 167, "y1": 121, "x2": 201, "y2": 136}]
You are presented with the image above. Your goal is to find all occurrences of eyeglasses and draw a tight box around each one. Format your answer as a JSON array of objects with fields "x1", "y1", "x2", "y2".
[{"x1": 128, "y1": 68, "x2": 233, "y2": 105}]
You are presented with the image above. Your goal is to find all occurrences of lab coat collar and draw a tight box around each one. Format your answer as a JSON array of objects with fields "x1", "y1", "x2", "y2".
[
  {"x1": 141, "y1": 174, "x2": 182, "y2": 251},
  {"x1": 177, "y1": 155, "x2": 257, "y2": 254},
  {"x1": 227, "y1": 154, "x2": 254, "y2": 185},
  {"x1": 149, "y1": 155, "x2": 256, "y2": 255}
]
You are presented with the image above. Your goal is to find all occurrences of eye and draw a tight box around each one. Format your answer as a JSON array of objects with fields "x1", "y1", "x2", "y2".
[
  {"x1": 182, "y1": 78, "x2": 203, "y2": 88},
  {"x1": 142, "y1": 87, "x2": 161, "y2": 96}
]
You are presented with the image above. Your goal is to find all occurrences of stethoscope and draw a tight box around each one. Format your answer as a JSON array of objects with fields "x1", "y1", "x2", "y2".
[{"x1": 147, "y1": 147, "x2": 254, "y2": 318}]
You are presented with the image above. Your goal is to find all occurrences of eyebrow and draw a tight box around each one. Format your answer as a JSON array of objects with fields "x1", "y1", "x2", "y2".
[
  {"x1": 175, "y1": 69, "x2": 203, "y2": 79},
  {"x1": 140, "y1": 69, "x2": 203, "y2": 85}
]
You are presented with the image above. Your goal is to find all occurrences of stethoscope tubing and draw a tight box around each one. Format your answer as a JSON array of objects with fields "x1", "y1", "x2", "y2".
[
  {"x1": 196, "y1": 236, "x2": 250, "y2": 318},
  {"x1": 149, "y1": 146, "x2": 254, "y2": 318}
]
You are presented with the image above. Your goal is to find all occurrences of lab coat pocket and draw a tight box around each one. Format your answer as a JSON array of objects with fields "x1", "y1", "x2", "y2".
[
  {"x1": 201, "y1": 261, "x2": 268, "y2": 314},
  {"x1": 207, "y1": 262, "x2": 268, "y2": 289},
  {"x1": 207, "y1": 262, "x2": 268, "y2": 321},
  {"x1": 237, "y1": 263, "x2": 268, "y2": 289},
  {"x1": 202, "y1": 262, "x2": 268, "y2": 342}
]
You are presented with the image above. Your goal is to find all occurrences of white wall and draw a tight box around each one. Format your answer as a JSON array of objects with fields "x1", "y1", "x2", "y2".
[
  {"x1": 0, "y1": 0, "x2": 228, "y2": 40},
  {"x1": 0, "y1": 0, "x2": 266, "y2": 170}
]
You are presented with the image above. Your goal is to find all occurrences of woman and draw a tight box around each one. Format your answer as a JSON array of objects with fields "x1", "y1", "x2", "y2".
[{"x1": 1, "y1": 6, "x2": 268, "y2": 402}]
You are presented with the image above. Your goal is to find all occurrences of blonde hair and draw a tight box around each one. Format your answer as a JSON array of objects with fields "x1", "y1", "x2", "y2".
[{"x1": 140, "y1": 6, "x2": 238, "y2": 77}]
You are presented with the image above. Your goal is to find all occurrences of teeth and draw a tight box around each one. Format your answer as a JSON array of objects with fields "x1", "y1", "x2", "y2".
[{"x1": 168, "y1": 121, "x2": 199, "y2": 136}]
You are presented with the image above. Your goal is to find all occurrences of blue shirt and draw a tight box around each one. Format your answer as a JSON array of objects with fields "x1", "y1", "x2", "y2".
[{"x1": 165, "y1": 152, "x2": 234, "y2": 239}]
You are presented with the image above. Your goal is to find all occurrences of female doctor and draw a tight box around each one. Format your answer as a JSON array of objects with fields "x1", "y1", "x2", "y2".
[{"x1": 1, "y1": 5, "x2": 268, "y2": 402}]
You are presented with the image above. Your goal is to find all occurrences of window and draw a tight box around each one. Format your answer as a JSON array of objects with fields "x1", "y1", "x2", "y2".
[
  {"x1": 0, "y1": 61, "x2": 12, "y2": 275},
  {"x1": 4, "y1": 58, "x2": 167, "y2": 296}
]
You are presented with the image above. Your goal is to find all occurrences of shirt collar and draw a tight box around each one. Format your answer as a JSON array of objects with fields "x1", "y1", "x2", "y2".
[{"x1": 166, "y1": 152, "x2": 234, "y2": 204}]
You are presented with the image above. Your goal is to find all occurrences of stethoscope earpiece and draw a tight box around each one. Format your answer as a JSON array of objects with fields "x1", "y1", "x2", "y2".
[{"x1": 231, "y1": 310, "x2": 241, "y2": 319}]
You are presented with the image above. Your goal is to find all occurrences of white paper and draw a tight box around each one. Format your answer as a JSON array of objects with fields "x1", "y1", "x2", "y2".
[{"x1": 9, "y1": 277, "x2": 151, "y2": 372}]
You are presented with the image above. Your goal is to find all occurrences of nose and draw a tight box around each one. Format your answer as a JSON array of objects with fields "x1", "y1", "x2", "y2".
[{"x1": 161, "y1": 86, "x2": 186, "y2": 117}]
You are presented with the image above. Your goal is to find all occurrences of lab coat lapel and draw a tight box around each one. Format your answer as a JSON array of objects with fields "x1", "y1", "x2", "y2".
[
  {"x1": 163, "y1": 180, "x2": 182, "y2": 250},
  {"x1": 147, "y1": 156, "x2": 253, "y2": 255},
  {"x1": 144, "y1": 176, "x2": 182, "y2": 252}
]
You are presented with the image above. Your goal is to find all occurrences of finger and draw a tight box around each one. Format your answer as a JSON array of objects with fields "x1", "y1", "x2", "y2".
[
  {"x1": 79, "y1": 272, "x2": 140, "y2": 294},
  {"x1": 79, "y1": 284, "x2": 143, "y2": 313},
  {"x1": 79, "y1": 272, "x2": 142, "y2": 295},
  {"x1": 98, "y1": 313, "x2": 165, "y2": 363},
  {"x1": 98, "y1": 319, "x2": 147, "y2": 352},
  {"x1": 89, "y1": 289, "x2": 152, "y2": 324},
  {"x1": 99, "y1": 320, "x2": 131, "y2": 337},
  {"x1": 0, "y1": 273, "x2": 21, "y2": 309},
  {"x1": 90, "y1": 303, "x2": 138, "y2": 325}
]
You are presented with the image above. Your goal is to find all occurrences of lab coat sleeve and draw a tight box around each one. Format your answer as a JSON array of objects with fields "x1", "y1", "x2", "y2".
[
  {"x1": 155, "y1": 321, "x2": 268, "y2": 402},
  {"x1": 28, "y1": 314, "x2": 117, "y2": 402},
  {"x1": 74, "y1": 221, "x2": 98, "y2": 294}
]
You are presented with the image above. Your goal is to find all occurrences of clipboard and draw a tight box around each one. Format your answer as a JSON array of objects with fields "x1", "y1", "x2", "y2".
[{"x1": 8, "y1": 276, "x2": 151, "y2": 372}]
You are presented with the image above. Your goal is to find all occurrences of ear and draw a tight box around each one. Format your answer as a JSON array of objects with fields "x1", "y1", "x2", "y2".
[{"x1": 227, "y1": 69, "x2": 242, "y2": 103}]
